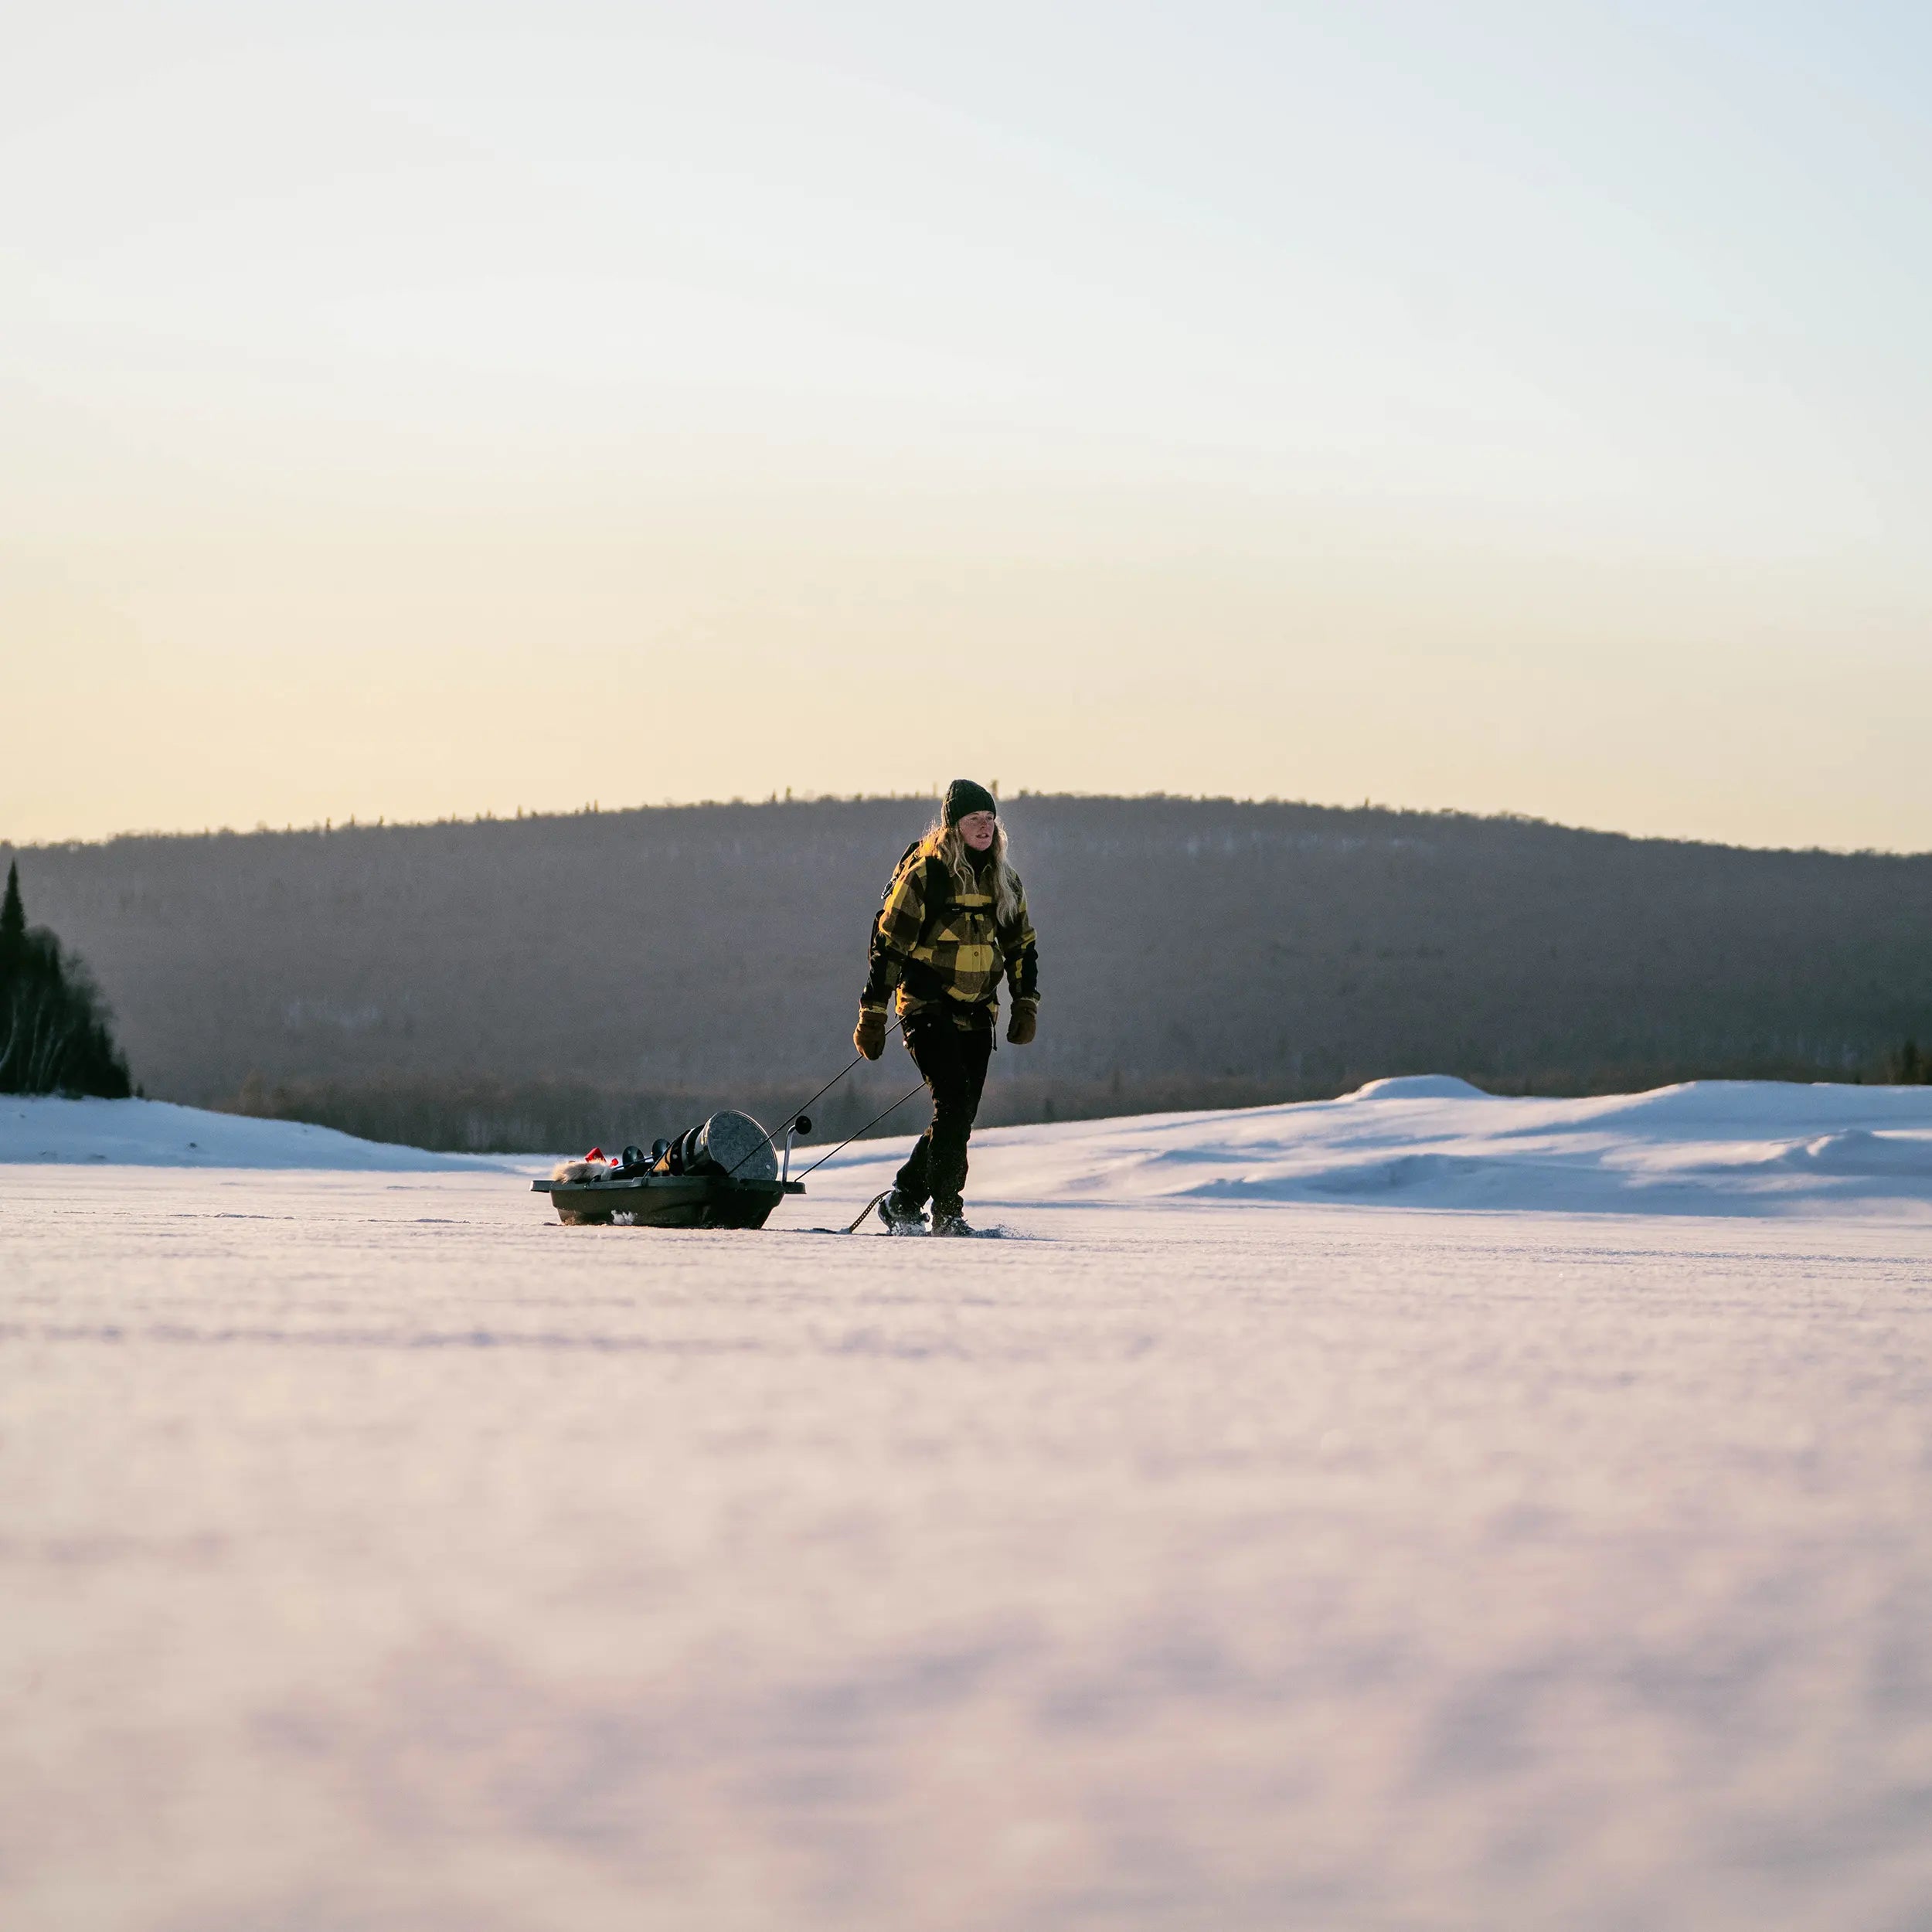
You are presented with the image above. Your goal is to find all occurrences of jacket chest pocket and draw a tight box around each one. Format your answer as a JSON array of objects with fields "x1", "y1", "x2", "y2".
[{"x1": 933, "y1": 891, "x2": 989, "y2": 934}]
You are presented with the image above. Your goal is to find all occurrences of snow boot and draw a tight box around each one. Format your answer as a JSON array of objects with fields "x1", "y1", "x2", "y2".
[
  {"x1": 930, "y1": 1210, "x2": 978, "y2": 1237},
  {"x1": 876, "y1": 1189, "x2": 928, "y2": 1233}
]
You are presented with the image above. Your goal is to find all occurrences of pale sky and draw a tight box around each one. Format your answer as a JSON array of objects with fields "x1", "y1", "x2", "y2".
[{"x1": 5, "y1": 0, "x2": 1929, "y2": 849}]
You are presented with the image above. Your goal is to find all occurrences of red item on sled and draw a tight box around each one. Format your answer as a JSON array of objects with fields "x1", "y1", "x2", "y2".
[{"x1": 584, "y1": 1147, "x2": 605, "y2": 1163}]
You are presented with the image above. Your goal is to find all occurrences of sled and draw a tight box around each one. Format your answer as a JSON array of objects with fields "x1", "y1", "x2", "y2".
[
  {"x1": 532, "y1": 1170, "x2": 804, "y2": 1229},
  {"x1": 532, "y1": 1107, "x2": 806, "y2": 1230}
]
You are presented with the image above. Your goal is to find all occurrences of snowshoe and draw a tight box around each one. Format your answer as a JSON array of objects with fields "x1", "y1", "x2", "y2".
[{"x1": 876, "y1": 1189, "x2": 929, "y2": 1233}]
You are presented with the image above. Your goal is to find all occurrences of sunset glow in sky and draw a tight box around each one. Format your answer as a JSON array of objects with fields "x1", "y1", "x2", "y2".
[{"x1": 5, "y1": 1, "x2": 1929, "y2": 848}]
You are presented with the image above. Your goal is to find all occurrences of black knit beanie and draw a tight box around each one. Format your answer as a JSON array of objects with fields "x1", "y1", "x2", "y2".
[{"x1": 943, "y1": 778, "x2": 998, "y2": 825}]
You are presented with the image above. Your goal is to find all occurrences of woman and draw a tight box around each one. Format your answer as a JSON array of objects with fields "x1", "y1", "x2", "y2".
[{"x1": 854, "y1": 779, "x2": 1039, "y2": 1235}]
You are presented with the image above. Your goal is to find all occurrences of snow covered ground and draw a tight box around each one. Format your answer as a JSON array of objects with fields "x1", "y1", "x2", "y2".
[
  {"x1": 3, "y1": 1087, "x2": 1930, "y2": 1929},
  {"x1": 822, "y1": 1075, "x2": 1932, "y2": 1219},
  {"x1": 0, "y1": 1095, "x2": 507, "y2": 1172},
  {"x1": 12, "y1": 1075, "x2": 1932, "y2": 1215}
]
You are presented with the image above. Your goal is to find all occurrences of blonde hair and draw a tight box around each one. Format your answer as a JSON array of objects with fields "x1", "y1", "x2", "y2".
[{"x1": 923, "y1": 815, "x2": 1021, "y2": 927}]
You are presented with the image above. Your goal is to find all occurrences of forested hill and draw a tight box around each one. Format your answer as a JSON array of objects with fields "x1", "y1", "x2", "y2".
[{"x1": 8, "y1": 796, "x2": 1932, "y2": 1150}]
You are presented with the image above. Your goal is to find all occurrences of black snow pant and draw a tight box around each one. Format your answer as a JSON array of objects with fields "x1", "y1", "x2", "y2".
[{"x1": 893, "y1": 1010, "x2": 994, "y2": 1219}]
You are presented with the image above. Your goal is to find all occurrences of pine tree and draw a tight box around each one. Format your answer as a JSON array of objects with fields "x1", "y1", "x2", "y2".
[
  {"x1": 0, "y1": 862, "x2": 23, "y2": 964},
  {"x1": 0, "y1": 862, "x2": 134, "y2": 1097}
]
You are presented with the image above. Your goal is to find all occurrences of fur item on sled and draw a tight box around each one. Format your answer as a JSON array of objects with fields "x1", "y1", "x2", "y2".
[{"x1": 551, "y1": 1156, "x2": 614, "y2": 1184}]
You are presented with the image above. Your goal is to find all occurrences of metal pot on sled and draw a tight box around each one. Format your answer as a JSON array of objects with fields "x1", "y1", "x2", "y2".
[{"x1": 665, "y1": 1109, "x2": 778, "y2": 1183}]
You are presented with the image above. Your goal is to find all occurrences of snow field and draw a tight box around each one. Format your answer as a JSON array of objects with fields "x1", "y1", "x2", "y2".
[
  {"x1": 2, "y1": 1163, "x2": 1929, "y2": 1930},
  {"x1": 0, "y1": 1095, "x2": 504, "y2": 1172},
  {"x1": 13, "y1": 1076, "x2": 1932, "y2": 1217},
  {"x1": 861, "y1": 1074, "x2": 1932, "y2": 1217}
]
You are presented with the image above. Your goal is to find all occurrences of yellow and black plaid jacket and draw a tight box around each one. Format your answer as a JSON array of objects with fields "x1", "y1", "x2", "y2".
[{"x1": 861, "y1": 840, "x2": 1040, "y2": 1026}]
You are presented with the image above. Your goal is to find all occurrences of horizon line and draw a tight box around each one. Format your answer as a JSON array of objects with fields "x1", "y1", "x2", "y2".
[{"x1": 6, "y1": 792, "x2": 1930, "y2": 865}]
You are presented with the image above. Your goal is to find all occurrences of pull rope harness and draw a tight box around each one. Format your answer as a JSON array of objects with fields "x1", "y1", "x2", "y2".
[{"x1": 718, "y1": 1014, "x2": 906, "y2": 1180}]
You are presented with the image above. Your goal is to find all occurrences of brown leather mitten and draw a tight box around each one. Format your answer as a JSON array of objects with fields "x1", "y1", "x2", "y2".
[
  {"x1": 1006, "y1": 1002, "x2": 1037, "y2": 1046},
  {"x1": 854, "y1": 1006, "x2": 888, "y2": 1060}
]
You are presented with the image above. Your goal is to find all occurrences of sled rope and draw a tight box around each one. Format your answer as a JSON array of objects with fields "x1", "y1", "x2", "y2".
[
  {"x1": 846, "y1": 1189, "x2": 893, "y2": 1233},
  {"x1": 793, "y1": 1079, "x2": 928, "y2": 1182},
  {"x1": 719, "y1": 1015, "x2": 905, "y2": 1179}
]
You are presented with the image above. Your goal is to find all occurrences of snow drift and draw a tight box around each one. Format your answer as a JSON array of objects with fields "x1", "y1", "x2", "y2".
[
  {"x1": 819, "y1": 1077, "x2": 1932, "y2": 1218},
  {"x1": 0, "y1": 1097, "x2": 509, "y2": 1172},
  {"x1": 9, "y1": 1080, "x2": 1932, "y2": 1214}
]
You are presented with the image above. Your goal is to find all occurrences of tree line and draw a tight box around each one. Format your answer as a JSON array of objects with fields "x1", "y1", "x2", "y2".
[{"x1": 6, "y1": 795, "x2": 1932, "y2": 1148}]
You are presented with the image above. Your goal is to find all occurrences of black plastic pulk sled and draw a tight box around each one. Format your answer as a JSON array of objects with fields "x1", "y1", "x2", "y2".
[{"x1": 532, "y1": 1110, "x2": 809, "y2": 1229}]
